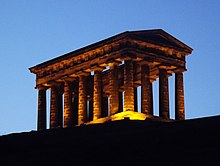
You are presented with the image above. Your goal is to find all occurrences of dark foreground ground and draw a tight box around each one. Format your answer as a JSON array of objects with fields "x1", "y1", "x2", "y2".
[{"x1": 0, "y1": 116, "x2": 220, "y2": 166}]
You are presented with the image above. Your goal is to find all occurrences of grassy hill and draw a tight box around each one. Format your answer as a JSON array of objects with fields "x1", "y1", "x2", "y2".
[{"x1": 0, "y1": 116, "x2": 220, "y2": 166}]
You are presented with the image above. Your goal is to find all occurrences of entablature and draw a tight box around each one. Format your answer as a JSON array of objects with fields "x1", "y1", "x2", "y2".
[{"x1": 30, "y1": 29, "x2": 192, "y2": 87}]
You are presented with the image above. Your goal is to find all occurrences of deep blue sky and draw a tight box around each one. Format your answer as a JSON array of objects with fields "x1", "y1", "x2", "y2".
[{"x1": 0, "y1": 0, "x2": 220, "y2": 135}]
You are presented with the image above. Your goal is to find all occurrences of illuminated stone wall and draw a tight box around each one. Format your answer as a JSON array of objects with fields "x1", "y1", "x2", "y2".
[{"x1": 30, "y1": 29, "x2": 193, "y2": 130}]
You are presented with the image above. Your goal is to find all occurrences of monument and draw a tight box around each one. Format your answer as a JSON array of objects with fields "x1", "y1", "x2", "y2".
[{"x1": 29, "y1": 29, "x2": 193, "y2": 130}]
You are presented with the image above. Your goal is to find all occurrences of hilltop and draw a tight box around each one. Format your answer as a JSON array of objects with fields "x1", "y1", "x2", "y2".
[{"x1": 0, "y1": 116, "x2": 220, "y2": 166}]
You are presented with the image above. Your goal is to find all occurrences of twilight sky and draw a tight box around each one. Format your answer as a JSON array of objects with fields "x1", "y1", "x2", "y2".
[{"x1": 0, "y1": 0, "x2": 220, "y2": 135}]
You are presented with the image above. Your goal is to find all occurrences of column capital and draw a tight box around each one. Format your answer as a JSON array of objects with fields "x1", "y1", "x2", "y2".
[
  {"x1": 47, "y1": 80, "x2": 63, "y2": 87},
  {"x1": 63, "y1": 80, "x2": 73, "y2": 92},
  {"x1": 36, "y1": 85, "x2": 48, "y2": 90},
  {"x1": 91, "y1": 66, "x2": 105, "y2": 72},
  {"x1": 63, "y1": 79, "x2": 71, "y2": 84},
  {"x1": 173, "y1": 68, "x2": 187, "y2": 74},
  {"x1": 76, "y1": 70, "x2": 91, "y2": 77},
  {"x1": 124, "y1": 57, "x2": 133, "y2": 61},
  {"x1": 149, "y1": 75, "x2": 157, "y2": 83},
  {"x1": 158, "y1": 68, "x2": 172, "y2": 78},
  {"x1": 61, "y1": 75, "x2": 77, "y2": 82},
  {"x1": 108, "y1": 61, "x2": 121, "y2": 69},
  {"x1": 158, "y1": 65, "x2": 169, "y2": 70},
  {"x1": 158, "y1": 64, "x2": 177, "y2": 71}
]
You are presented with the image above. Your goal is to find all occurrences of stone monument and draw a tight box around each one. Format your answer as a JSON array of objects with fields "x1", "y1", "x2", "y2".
[{"x1": 29, "y1": 29, "x2": 193, "y2": 130}]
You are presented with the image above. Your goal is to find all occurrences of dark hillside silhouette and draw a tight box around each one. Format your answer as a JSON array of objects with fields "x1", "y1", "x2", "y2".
[{"x1": 0, "y1": 116, "x2": 220, "y2": 166}]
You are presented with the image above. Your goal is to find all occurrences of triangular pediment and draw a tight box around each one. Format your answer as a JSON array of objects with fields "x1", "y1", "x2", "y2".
[{"x1": 125, "y1": 29, "x2": 193, "y2": 53}]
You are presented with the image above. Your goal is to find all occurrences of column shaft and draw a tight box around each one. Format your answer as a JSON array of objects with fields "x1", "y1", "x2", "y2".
[
  {"x1": 93, "y1": 70, "x2": 102, "y2": 120},
  {"x1": 78, "y1": 75, "x2": 87, "y2": 125},
  {"x1": 124, "y1": 60, "x2": 134, "y2": 111},
  {"x1": 50, "y1": 85, "x2": 59, "y2": 128},
  {"x1": 37, "y1": 88, "x2": 47, "y2": 130},
  {"x1": 175, "y1": 72, "x2": 185, "y2": 120},
  {"x1": 141, "y1": 64, "x2": 153, "y2": 115},
  {"x1": 159, "y1": 69, "x2": 170, "y2": 119},
  {"x1": 109, "y1": 65, "x2": 119, "y2": 115},
  {"x1": 64, "y1": 81, "x2": 73, "y2": 128}
]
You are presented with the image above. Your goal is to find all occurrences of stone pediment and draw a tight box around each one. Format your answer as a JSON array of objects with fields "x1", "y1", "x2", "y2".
[{"x1": 125, "y1": 29, "x2": 193, "y2": 53}]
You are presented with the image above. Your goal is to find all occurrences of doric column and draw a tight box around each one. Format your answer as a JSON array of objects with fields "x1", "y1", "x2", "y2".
[
  {"x1": 175, "y1": 72, "x2": 185, "y2": 120},
  {"x1": 78, "y1": 75, "x2": 87, "y2": 125},
  {"x1": 159, "y1": 68, "x2": 170, "y2": 119},
  {"x1": 64, "y1": 81, "x2": 73, "y2": 128},
  {"x1": 50, "y1": 85, "x2": 59, "y2": 128},
  {"x1": 37, "y1": 86, "x2": 47, "y2": 130},
  {"x1": 141, "y1": 64, "x2": 153, "y2": 115},
  {"x1": 109, "y1": 63, "x2": 119, "y2": 115},
  {"x1": 72, "y1": 80, "x2": 79, "y2": 125},
  {"x1": 124, "y1": 60, "x2": 134, "y2": 112},
  {"x1": 93, "y1": 70, "x2": 102, "y2": 120}
]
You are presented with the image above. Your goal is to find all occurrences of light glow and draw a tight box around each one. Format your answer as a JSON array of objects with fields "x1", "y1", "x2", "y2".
[{"x1": 86, "y1": 111, "x2": 153, "y2": 124}]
